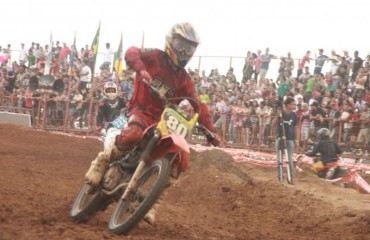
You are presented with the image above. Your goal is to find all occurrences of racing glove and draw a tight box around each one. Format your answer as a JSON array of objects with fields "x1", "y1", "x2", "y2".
[
  {"x1": 139, "y1": 70, "x2": 152, "y2": 85},
  {"x1": 207, "y1": 132, "x2": 221, "y2": 147}
]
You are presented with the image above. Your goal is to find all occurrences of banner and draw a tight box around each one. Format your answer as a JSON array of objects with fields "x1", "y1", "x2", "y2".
[
  {"x1": 90, "y1": 22, "x2": 101, "y2": 72},
  {"x1": 113, "y1": 33, "x2": 123, "y2": 77},
  {"x1": 68, "y1": 32, "x2": 77, "y2": 75}
]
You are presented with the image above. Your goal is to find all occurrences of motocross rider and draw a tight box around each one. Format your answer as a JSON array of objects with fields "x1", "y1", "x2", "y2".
[
  {"x1": 85, "y1": 22, "x2": 220, "y2": 223},
  {"x1": 95, "y1": 81, "x2": 127, "y2": 133},
  {"x1": 304, "y1": 128, "x2": 343, "y2": 179}
]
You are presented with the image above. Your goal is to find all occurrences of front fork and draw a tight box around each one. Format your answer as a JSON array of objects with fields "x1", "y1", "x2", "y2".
[{"x1": 121, "y1": 133, "x2": 160, "y2": 201}]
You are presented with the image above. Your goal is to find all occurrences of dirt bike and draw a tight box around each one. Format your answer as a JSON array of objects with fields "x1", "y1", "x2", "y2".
[{"x1": 70, "y1": 87, "x2": 215, "y2": 235}]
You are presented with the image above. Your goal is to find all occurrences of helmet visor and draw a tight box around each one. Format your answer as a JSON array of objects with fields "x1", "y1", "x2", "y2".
[
  {"x1": 105, "y1": 88, "x2": 116, "y2": 94},
  {"x1": 173, "y1": 37, "x2": 197, "y2": 56}
]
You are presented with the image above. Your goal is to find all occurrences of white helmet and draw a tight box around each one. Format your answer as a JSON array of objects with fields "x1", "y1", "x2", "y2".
[{"x1": 103, "y1": 81, "x2": 118, "y2": 100}]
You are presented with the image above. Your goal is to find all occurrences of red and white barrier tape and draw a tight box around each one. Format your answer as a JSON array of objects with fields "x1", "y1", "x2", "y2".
[
  {"x1": 326, "y1": 171, "x2": 370, "y2": 194},
  {"x1": 45, "y1": 131, "x2": 370, "y2": 194},
  {"x1": 190, "y1": 144, "x2": 370, "y2": 194}
]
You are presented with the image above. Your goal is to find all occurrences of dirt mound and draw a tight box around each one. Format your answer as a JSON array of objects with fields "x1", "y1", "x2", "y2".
[{"x1": 0, "y1": 124, "x2": 369, "y2": 240}]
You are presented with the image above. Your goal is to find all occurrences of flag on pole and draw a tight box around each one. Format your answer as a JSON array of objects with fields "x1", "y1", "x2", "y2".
[
  {"x1": 113, "y1": 33, "x2": 123, "y2": 77},
  {"x1": 68, "y1": 31, "x2": 77, "y2": 75},
  {"x1": 91, "y1": 22, "x2": 101, "y2": 72},
  {"x1": 141, "y1": 31, "x2": 145, "y2": 50}
]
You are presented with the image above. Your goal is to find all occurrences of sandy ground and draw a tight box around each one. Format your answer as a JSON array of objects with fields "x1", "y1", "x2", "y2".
[{"x1": 0, "y1": 123, "x2": 369, "y2": 240}]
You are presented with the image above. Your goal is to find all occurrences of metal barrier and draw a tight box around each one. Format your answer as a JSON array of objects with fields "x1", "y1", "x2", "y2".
[
  {"x1": 1, "y1": 89, "x2": 365, "y2": 155},
  {"x1": 0, "y1": 93, "x2": 100, "y2": 136}
]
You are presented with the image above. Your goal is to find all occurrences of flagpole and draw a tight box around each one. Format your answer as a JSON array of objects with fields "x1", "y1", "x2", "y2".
[
  {"x1": 63, "y1": 31, "x2": 76, "y2": 132},
  {"x1": 114, "y1": 32, "x2": 123, "y2": 85},
  {"x1": 86, "y1": 21, "x2": 101, "y2": 136},
  {"x1": 141, "y1": 31, "x2": 145, "y2": 50}
]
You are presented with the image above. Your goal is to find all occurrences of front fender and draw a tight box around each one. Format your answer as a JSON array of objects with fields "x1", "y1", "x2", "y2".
[
  {"x1": 149, "y1": 134, "x2": 190, "y2": 172},
  {"x1": 151, "y1": 134, "x2": 189, "y2": 158},
  {"x1": 160, "y1": 134, "x2": 190, "y2": 153}
]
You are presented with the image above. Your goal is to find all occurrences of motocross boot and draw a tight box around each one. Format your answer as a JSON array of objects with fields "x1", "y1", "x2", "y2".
[
  {"x1": 325, "y1": 167, "x2": 337, "y2": 180},
  {"x1": 143, "y1": 177, "x2": 179, "y2": 225},
  {"x1": 85, "y1": 140, "x2": 124, "y2": 186},
  {"x1": 144, "y1": 202, "x2": 158, "y2": 225}
]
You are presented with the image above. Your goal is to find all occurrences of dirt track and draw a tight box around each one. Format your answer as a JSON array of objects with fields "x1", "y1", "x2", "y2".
[{"x1": 0, "y1": 123, "x2": 369, "y2": 240}]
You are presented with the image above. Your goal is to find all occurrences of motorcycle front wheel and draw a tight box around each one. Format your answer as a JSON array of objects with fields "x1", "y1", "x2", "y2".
[
  {"x1": 108, "y1": 158, "x2": 170, "y2": 235},
  {"x1": 70, "y1": 183, "x2": 108, "y2": 223}
]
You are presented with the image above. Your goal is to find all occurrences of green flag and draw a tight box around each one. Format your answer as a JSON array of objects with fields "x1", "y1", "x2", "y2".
[
  {"x1": 113, "y1": 33, "x2": 123, "y2": 76},
  {"x1": 91, "y1": 23, "x2": 100, "y2": 72}
]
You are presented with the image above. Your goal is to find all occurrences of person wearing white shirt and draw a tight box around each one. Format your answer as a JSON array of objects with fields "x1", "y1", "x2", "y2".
[
  {"x1": 19, "y1": 43, "x2": 27, "y2": 64},
  {"x1": 78, "y1": 59, "x2": 92, "y2": 91},
  {"x1": 100, "y1": 43, "x2": 115, "y2": 70}
]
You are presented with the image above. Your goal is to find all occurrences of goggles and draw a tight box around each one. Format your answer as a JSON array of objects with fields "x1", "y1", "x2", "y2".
[
  {"x1": 173, "y1": 37, "x2": 197, "y2": 56},
  {"x1": 105, "y1": 88, "x2": 116, "y2": 93}
]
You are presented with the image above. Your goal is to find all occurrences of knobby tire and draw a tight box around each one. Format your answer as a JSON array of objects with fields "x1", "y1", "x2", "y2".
[{"x1": 108, "y1": 158, "x2": 171, "y2": 235}]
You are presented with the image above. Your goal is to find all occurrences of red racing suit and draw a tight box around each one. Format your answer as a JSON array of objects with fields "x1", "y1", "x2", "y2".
[{"x1": 115, "y1": 47, "x2": 215, "y2": 150}]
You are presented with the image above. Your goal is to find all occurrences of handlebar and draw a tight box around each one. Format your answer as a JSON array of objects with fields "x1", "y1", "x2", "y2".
[
  {"x1": 149, "y1": 84, "x2": 201, "y2": 115},
  {"x1": 195, "y1": 123, "x2": 215, "y2": 141}
]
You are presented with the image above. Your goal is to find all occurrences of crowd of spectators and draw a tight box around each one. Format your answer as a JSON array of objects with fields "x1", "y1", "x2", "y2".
[
  {"x1": 0, "y1": 41, "x2": 132, "y2": 128},
  {"x1": 188, "y1": 48, "x2": 370, "y2": 154},
  {"x1": 1, "y1": 43, "x2": 370, "y2": 154}
]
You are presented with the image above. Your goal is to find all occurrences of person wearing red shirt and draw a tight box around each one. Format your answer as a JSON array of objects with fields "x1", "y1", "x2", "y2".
[
  {"x1": 85, "y1": 22, "x2": 220, "y2": 222},
  {"x1": 297, "y1": 50, "x2": 311, "y2": 77}
]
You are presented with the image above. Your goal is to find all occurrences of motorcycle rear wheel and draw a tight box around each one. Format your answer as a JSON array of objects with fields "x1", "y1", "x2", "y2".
[
  {"x1": 108, "y1": 158, "x2": 170, "y2": 235},
  {"x1": 70, "y1": 183, "x2": 107, "y2": 223}
]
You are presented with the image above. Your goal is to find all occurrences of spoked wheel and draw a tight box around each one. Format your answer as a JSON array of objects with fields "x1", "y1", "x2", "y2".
[
  {"x1": 108, "y1": 158, "x2": 170, "y2": 235},
  {"x1": 70, "y1": 183, "x2": 107, "y2": 223}
]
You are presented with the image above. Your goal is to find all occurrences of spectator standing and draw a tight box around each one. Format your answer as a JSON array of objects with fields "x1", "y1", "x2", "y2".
[
  {"x1": 52, "y1": 41, "x2": 61, "y2": 59},
  {"x1": 259, "y1": 48, "x2": 275, "y2": 81},
  {"x1": 340, "y1": 102, "x2": 352, "y2": 153},
  {"x1": 26, "y1": 49, "x2": 36, "y2": 68},
  {"x1": 328, "y1": 101, "x2": 341, "y2": 141},
  {"x1": 314, "y1": 49, "x2": 329, "y2": 74},
  {"x1": 309, "y1": 102, "x2": 325, "y2": 138},
  {"x1": 253, "y1": 49, "x2": 262, "y2": 80},
  {"x1": 33, "y1": 43, "x2": 40, "y2": 62},
  {"x1": 78, "y1": 59, "x2": 92, "y2": 92},
  {"x1": 353, "y1": 67, "x2": 367, "y2": 98},
  {"x1": 343, "y1": 49, "x2": 352, "y2": 66},
  {"x1": 59, "y1": 43, "x2": 71, "y2": 71},
  {"x1": 100, "y1": 42, "x2": 115, "y2": 70},
  {"x1": 83, "y1": 44, "x2": 93, "y2": 69},
  {"x1": 19, "y1": 43, "x2": 27, "y2": 64},
  {"x1": 300, "y1": 103, "x2": 310, "y2": 150},
  {"x1": 28, "y1": 42, "x2": 35, "y2": 55},
  {"x1": 276, "y1": 75, "x2": 289, "y2": 100},
  {"x1": 226, "y1": 67, "x2": 237, "y2": 83},
  {"x1": 298, "y1": 66, "x2": 311, "y2": 84},
  {"x1": 271, "y1": 97, "x2": 298, "y2": 180},
  {"x1": 351, "y1": 50, "x2": 363, "y2": 81},
  {"x1": 242, "y1": 51, "x2": 254, "y2": 81},
  {"x1": 284, "y1": 52, "x2": 295, "y2": 72},
  {"x1": 261, "y1": 102, "x2": 273, "y2": 146},
  {"x1": 297, "y1": 50, "x2": 311, "y2": 77},
  {"x1": 356, "y1": 103, "x2": 370, "y2": 153}
]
